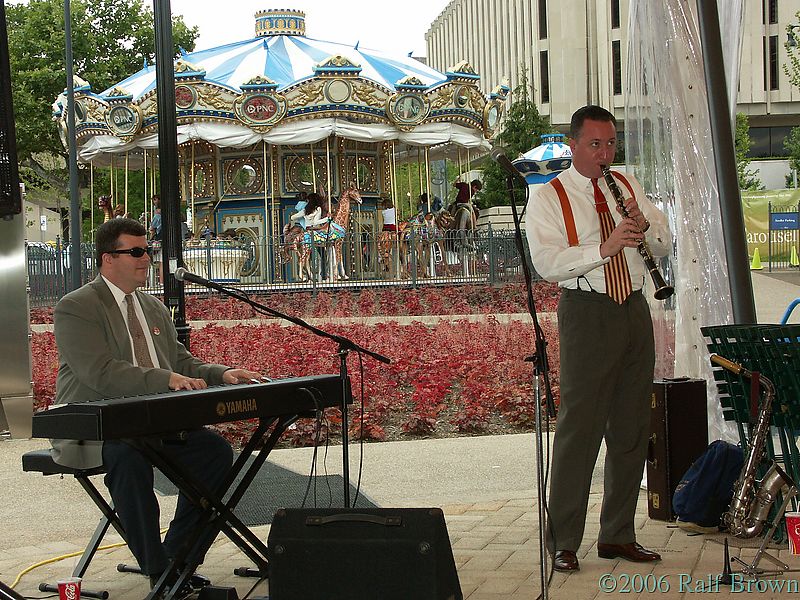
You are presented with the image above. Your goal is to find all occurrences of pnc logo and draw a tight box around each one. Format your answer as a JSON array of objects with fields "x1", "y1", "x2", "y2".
[
  {"x1": 108, "y1": 106, "x2": 137, "y2": 134},
  {"x1": 242, "y1": 96, "x2": 278, "y2": 122}
]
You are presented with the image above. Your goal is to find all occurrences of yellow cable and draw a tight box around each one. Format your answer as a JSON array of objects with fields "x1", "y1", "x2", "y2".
[{"x1": 11, "y1": 527, "x2": 168, "y2": 589}]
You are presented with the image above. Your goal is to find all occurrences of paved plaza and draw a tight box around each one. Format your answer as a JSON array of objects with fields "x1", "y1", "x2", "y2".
[{"x1": 2, "y1": 271, "x2": 800, "y2": 599}]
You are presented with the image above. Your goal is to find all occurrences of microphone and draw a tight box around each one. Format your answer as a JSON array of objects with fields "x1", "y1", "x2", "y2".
[
  {"x1": 174, "y1": 267, "x2": 217, "y2": 289},
  {"x1": 491, "y1": 148, "x2": 527, "y2": 185}
]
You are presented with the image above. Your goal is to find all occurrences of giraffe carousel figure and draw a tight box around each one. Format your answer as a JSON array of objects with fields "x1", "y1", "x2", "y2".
[{"x1": 297, "y1": 185, "x2": 362, "y2": 282}]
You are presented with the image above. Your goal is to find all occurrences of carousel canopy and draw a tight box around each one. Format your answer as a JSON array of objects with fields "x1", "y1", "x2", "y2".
[
  {"x1": 54, "y1": 9, "x2": 508, "y2": 164},
  {"x1": 109, "y1": 34, "x2": 447, "y2": 100}
]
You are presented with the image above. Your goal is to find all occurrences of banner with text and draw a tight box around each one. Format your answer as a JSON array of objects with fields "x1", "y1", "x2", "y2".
[{"x1": 742, "y1": 189, "x2": 800, "y2": 261}]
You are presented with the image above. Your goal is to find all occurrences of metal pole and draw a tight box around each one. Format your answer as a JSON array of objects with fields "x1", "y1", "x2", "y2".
[
  {"x1": 153, "y1": 0, "x2": 189, "y2": 347},
  {"x1": 89, "y1": 161, "x2": 94, "y2": 241},
  {"x1": 64, "y1": 0, "x2": 81, "y2": 290},
  {"x1": 696, "y1": 0, "x2": 756, "y2": 323}
]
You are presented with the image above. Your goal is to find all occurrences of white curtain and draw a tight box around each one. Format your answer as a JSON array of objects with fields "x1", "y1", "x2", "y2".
[{"x1": 626, "y1": 0, "x2": 745, "y2": 443}]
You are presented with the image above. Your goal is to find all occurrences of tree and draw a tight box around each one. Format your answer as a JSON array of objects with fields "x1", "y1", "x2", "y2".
[
  {"x1": 784, "y1": 127, "x2": 800, "y2": 188},
  {"x1": 6, "y1": 0, "x2": 197, "y2": 209},
  {"x1": 478, "y1": 72, "x2": 553, "y2": 207},
  {"x1": 734, "y1": 112, "x2": 762, "y2": 190},
  {"x1": 784, "y1": 16, "x2": 800, "y2": 189},
  {"x1": 785, "y1": 12, "x2": 800, "y2": 89}
]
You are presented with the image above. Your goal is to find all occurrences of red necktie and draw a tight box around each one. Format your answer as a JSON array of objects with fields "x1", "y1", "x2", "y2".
[{"x1": 592, "y1": 178, "x2": 632, "y2": 304}]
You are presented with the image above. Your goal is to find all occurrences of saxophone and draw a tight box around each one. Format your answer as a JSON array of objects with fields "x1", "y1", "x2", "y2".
[{"x1": 711, "y1": 354, "x2": 795, "y2": 538}]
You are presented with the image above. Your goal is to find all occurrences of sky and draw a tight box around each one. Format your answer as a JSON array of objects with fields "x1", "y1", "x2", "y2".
[{"x1": 168, "y1": 1, "x2": 452, "y2": 58}]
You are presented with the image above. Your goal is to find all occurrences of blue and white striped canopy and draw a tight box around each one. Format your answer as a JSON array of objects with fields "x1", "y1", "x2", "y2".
[
  {"x1": 513, "y1": 133, "x2": 573, "y2": 184},
  {"x1": 102, "y1": 35, "x2": 448, "y2": 100}
]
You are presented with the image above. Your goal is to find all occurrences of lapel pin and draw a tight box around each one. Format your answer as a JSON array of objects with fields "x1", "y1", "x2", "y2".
[{"x1": 152, "y1": 327, "x2": 161, "y2": 336}]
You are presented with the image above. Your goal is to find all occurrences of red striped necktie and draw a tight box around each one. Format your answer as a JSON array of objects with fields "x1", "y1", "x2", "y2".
[{"x1": 591, "y1": 178, "x2": 632, "y2": 304}]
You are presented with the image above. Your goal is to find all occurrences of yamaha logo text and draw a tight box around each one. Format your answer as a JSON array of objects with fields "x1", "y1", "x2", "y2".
[{"x1": 219, "y1": 398, "x2": 258, "y2": 417}]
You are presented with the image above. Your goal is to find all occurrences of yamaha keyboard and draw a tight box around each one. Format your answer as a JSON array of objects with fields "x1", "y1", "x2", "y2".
[{"x1": 32, "y1": 374, "x2": 348, "y2": 441}]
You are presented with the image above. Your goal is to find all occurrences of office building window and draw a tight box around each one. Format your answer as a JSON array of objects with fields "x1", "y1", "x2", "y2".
[
  {"x1": 769, "y1": 34, "x2": 779, "y2": 90},
  {"x1": 769, "y1": 0, "x2": 778, "y2": 24},
  {"x1": 748, "y1": 126, "x2": 792, "y2": 158},
  {"x1": 612, "y1": 40, "x2": 622, "y2": 95},
  {"x1": 538, "y1": 0, "x2": 547, "y2": 39},
  {"x1": 611, "y1": 0, "x2": 621, "y2": 29},
  {"x1": 540, "y1": 51, "x2": 550, "y2": 103}
]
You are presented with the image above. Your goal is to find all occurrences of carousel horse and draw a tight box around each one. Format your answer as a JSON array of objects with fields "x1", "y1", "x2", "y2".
[
  {"x1": 438, "y1": 202, "x2": 476, "y2": 254},
  {"x1": 430, "y1": 203, "x2": 476, "y2": 275},
  {"x1": 377, "y1": 223, "x2": 407, "y2": 278},
  {"x1": 297, "y1": 185, "x2": 362, "y2": 282},
  {"x1": 406, "y1": 212, "x2": 443, "y2": 277}
]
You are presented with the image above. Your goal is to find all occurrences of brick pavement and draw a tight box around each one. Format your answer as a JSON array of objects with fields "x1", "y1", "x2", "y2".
[{"x1": 4, "y1": 470, "x2": 800, "y2": 600}]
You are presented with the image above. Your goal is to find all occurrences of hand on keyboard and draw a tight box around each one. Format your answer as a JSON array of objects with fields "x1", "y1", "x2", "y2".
[
  {"x1": 222, "y1": 368, "x2": 269, "y2": 385},
  {"x1": 169, "y1": 373, "x2": 208, "y2": 391}
]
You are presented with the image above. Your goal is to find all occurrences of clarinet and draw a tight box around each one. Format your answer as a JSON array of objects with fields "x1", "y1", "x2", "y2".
[{"x1": 600, "y1": 165, "x2": 674, "y2": 300}]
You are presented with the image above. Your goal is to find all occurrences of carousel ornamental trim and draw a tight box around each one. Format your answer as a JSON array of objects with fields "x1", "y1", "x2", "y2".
[
  {"x1": 53, "y1": 8, "x2": 509, "y2": 286},
  {"x1": 53, "y1": 10, "x2": 506, "y2": 161}
]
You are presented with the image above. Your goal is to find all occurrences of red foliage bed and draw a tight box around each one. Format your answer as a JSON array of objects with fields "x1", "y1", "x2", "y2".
[{"x1": 31, "y1": 283, "x2": 562, "y2": 446}]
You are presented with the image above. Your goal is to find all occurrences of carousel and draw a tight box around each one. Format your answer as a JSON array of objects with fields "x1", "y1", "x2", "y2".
[{"x1": 53, "y1": 9, "x2": 508, "y2": 284}]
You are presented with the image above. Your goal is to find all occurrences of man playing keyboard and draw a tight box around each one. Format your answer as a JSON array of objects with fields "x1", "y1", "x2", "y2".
[{"x1": 51, "y1": 217, "x2": 263, "y2": 599}]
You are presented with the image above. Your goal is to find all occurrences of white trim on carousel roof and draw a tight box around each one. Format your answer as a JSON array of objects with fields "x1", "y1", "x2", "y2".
[{"x1": 76, "y1": 118, "x2": 491, "y2": 165}]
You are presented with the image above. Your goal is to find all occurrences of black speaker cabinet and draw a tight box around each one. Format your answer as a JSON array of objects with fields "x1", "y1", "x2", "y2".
[
  {"x1": 647, "y1": 378, "x2": 708, "y2": 521},
  {"x1": 267, "y1": 507, "x2": 462, "y2": 600}
]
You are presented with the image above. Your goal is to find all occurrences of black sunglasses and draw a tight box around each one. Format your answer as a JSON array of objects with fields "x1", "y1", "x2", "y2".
[{"x1": 108, "y1": 246, "x2": 153, "y2": 258}]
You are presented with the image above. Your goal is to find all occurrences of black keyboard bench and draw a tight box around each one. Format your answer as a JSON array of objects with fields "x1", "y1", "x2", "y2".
[{"x1": 21, "y1": 449, "x2": 129, "y2": 599}]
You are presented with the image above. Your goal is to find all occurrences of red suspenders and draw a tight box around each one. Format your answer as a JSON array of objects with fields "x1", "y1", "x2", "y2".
[
  {"x1": 549, "y1": 178, "x2": 578, "y2": 247},
  {"x1": 548, "y1": 170, "x2": 635, "y2": 247}
]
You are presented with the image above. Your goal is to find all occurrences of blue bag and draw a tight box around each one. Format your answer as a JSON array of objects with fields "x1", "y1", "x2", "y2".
[{"x1": 672, "y1": 440, "x2": 744, "y2": 528}]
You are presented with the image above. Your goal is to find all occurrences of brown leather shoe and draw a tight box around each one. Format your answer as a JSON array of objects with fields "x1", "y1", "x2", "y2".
[
  {"x1": 598, "y1": 542, "x2": 661, "y2": 562},
  {"x1": 552, "y1": 550, "x2": 579, "y2": 572}
]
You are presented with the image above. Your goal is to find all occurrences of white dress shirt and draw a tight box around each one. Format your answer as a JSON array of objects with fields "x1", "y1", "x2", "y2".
[
  {"x1": 101, "y1": 275, "x2": 161, "y2": 368},
  {"x1": 524, "y1": 165, "x2": 671, "y2": 292}
]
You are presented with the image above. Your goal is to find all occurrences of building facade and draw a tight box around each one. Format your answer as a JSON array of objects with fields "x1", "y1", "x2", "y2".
[{"x1": 426, "y1": 0, "x2": 800, "y2": 158}]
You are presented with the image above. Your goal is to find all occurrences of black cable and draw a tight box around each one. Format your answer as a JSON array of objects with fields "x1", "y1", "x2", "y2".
[
  {"x1": 298, "y1": 387, "x2": 324, "y2": 509},
  {"x1": 240, "y1": 575, "x2": 267, "y2": 600},
  {"x1": 352, "y1": 351, "x2": 367, "y2": 507},
  {"x1": 320, "y1": 412, "x2": 333, "y2": 506},
  {"x1": 189, "y1": 282, "x2": 379, "y2": 510}
]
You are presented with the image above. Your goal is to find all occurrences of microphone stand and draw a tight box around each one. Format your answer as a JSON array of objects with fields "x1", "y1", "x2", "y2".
[
  {"x1": 503, "y1": 174, "x2": 557, "y2": 600},
  {"x1": 176, "y1": 271, "x2": 390, "y2": 507}
]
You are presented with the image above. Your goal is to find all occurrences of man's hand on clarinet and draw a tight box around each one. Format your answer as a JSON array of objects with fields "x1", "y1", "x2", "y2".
[
  {"x1": 617, "y1": 197, "x2": 650, "y2": 232},
  {"x1": 600, "y1": 217, "x2": 644, "y2": 258}
]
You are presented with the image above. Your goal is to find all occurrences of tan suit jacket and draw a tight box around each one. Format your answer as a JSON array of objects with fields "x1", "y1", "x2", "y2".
[{"x1": 51, "y1": 276, "x2": 229, "y2": 468}]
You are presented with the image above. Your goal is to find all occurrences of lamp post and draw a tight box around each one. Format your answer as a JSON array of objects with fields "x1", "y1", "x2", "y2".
[{"x1": 786, "y1": 23, "x2": 800, "y2": 47}]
